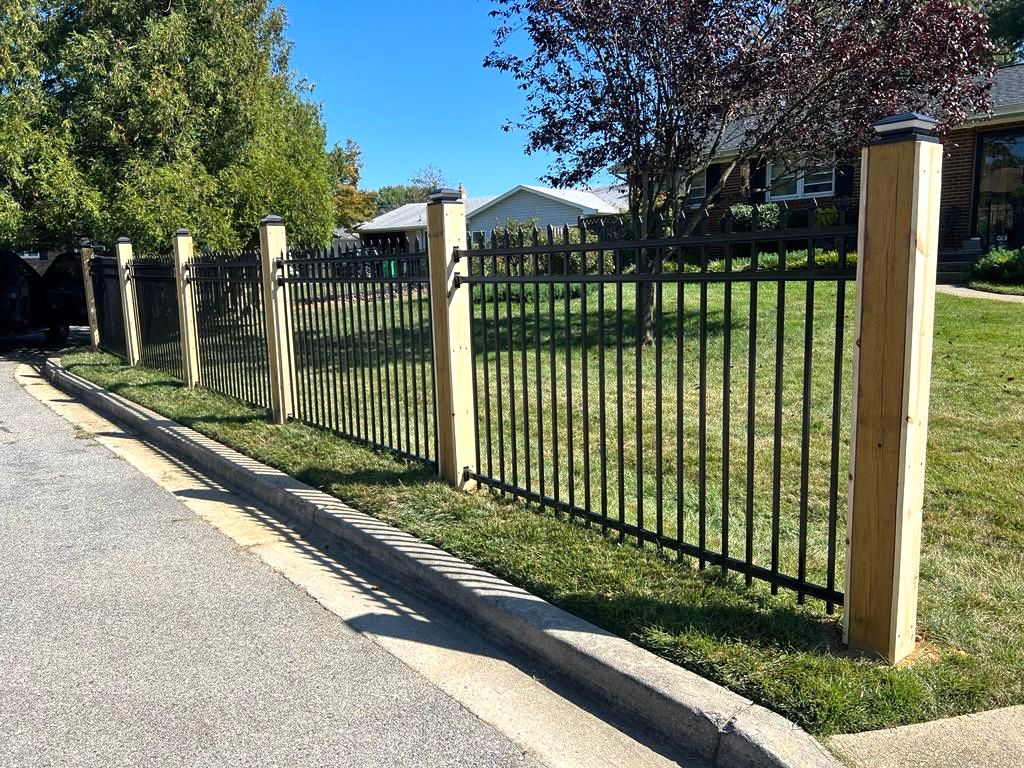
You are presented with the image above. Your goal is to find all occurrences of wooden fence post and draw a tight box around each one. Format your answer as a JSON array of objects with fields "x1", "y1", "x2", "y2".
[
  {"x1": 258, "y1": 215, "x2": 294, "y2": 424},
  {"x1": 113, "y1": 237, "x2": 142, "y2": 366},
  {"x1": 78, "y1": 238, "x2": 100, "y2": 350},
  {"x1": 426, "y1": 189, "x2": 476, "y2": 489},
  {"x1": 845, "y1": 113, "x2": 943, "y2": 664},
  {"x1": 172, "y1": 228, "x2": 201, "y2": 387}
]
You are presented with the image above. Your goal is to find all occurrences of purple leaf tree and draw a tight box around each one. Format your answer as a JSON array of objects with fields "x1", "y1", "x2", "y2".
[{"x1": 486, "y1": 0, "x2": 994, "y2": 343}]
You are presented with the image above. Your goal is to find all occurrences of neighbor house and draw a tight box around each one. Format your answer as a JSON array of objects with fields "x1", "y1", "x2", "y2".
[
  {"x1": 679, "y1": 63, "x2": 1024, "y2": 258},
  {"x1": 357, "y1": 184, "x2": 620, "y2": 248}
]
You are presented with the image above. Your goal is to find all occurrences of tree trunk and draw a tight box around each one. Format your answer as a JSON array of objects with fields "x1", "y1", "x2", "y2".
[{"x1": 634, "y1": 212, "x2": 655, "y2": 348}]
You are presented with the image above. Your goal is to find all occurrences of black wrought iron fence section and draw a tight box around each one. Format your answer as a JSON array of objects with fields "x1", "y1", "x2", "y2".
[
  {"x1": 189, "y1": 250, "x2": 271, "y2": 410},
  {"x1": 129, "y1": 257, "x2": 183, "y2": 380},
  {"x1": 280, "y1": 241, "x2": 437, "y2": 464},
  {"x1": 457, "y1": 206, "x2": 857, "y2": 608},
  {"x1": 89, "y1": 255, "x2": 126, "y2": 359}
]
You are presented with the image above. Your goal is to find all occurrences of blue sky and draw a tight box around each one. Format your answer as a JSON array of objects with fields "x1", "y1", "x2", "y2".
[{"x1": 284, "y1": 1, "x2": 564, "y2": 196}]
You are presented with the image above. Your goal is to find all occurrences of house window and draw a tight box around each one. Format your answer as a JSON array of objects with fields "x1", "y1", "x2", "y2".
[
  {"x1": 685, "y1": 170, "x2": 707, "y2": 207},
  {"x1": 765, "y1": 163, "x2": 835, "y2": 200},
  {"x1": 975, "y1": 128, "x2": 1024, "y2": 249}
]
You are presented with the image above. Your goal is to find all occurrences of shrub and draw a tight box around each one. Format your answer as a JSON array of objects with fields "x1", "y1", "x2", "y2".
[
  {"x1": 816, "y1": 206, "x2": 840, "y2": 227},
  {"x1": 971, "y1": 248, "x2": 1024, "y2": 285},
  {"x1": 729, "y1": 203, "x2": 781, "y2": 231},
  {"x1": 472, "y1": 218, "x2": 616, "y2": 303},
  {"x1": 746, "y1": 249, "x2": 854, "y2": 271}
]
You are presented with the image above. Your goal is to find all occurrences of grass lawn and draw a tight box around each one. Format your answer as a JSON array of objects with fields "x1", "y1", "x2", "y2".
[
  {"x1": 966, "y1": 279, "x2": 1024, "y2": 296},
  {"x1": 467, "y1": 278, "x2": 853, "y2": 605},
  {"x1": 61, "y1": 289, "x2": 1023, "y2": 738}
]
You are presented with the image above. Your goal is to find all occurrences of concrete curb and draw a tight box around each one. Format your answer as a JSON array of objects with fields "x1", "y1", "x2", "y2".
[{"x1": 44, "y1": 357, "x2": 842, "y2": 768}]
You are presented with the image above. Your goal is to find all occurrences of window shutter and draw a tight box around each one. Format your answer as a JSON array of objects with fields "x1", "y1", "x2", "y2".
[
  {"x1": 836, "y1": 163, "x2": 856, "y2": 199},
  {"x1": 705, "y1": 163, "x2": 722, "y2": 203},
  {"x1": 750, "y1": 162, "x2": 767, "y2": 203}
]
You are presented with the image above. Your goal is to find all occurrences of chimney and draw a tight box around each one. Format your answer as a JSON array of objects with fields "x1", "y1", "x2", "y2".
[{"x1": 458, "y1": 183, "x2": 466, "y2": 200}]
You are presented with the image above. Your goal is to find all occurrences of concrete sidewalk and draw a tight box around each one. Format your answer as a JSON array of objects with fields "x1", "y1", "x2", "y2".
[
  {"x1": 831, "y1": 707, "x2": 1024, "y2": 768},
  {"x1": 0, "y1": 346, "x2": 696, "y2": 768},
  {"x1": 937, "y1": 285, "x2": 1024, "y2": 303}
]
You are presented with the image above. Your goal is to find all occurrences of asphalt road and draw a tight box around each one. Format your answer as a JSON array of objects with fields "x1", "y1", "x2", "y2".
[{"x1": 0, "y1": 336, "x2": 542, "y2": 768}]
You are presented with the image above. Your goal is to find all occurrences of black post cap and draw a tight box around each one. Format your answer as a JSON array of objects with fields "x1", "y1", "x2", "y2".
[
  {"x1": 175, "y1": 227, "x2": 191, "y2": 236},
  {"x1": 115, "y1": 236, "x2": 132, "y2": 244},
  {"x1": 261, "y1": 214, "x2": 285, "y2": 225},
  {"x1": 429, "y1": 188, "x2": 463, "y2": 204},
  {"x1": 871, "y1": 113, "x2": 939, "y2": 145}
]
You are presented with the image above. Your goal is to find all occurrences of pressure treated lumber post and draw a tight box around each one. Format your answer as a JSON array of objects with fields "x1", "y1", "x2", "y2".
[
  {"x1": 258, "y1": 215, "x2": 294, "y2": 424},
  {"x1": 845, "y1": 113, "x2": 943, "y2": 664},
  {"x1": 113, "y1": 237, "x2": 141, "y2": 365},
  {"x1": 78, "y1": 238, "x2": 100, "y2": 350},
  {"x1": 172, "y1": 228, "x2": 201, "y2": 387},
  {"x1": 426, "y1": 189, "x2": 476, "y2": 489}
]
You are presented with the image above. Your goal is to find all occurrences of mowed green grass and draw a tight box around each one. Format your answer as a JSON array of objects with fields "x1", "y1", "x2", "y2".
[
  {"x1": 62, "y1": 289, "x2": 1024, "y2": 737},
  {"x1": 467, "y1": 278, "x2": 853, "y2": 602},
  {"x1": 289, "y1": 276, "x2": 852, "y2": 599}
]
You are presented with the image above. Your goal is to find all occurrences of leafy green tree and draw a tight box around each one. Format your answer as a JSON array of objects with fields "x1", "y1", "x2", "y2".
[
  {"x1": 328, "y1": 139, "x2": 376, "y2": 230},
  {"x1": 372, "y1": 165, "x2": 449, "y2": 216},
  {"x1": 410, "y1": 164, "x2": 447, "y2": 192},
  {"x1": 987, "y1": 0, "x2": 1024, "y2": 61},
  {"x1": 0, "y1": 0, "x2": 336, "y2": 252},
  {"x1": 372, "y1": 185, "x2": 423, "y2": 216},
  {"x1": 0, "y1": 1, "x2": 101, "y2": 246}
]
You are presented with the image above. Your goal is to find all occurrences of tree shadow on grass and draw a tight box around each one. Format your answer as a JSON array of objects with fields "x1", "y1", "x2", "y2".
[
  {"x1": 279, "y1": 454, "x2": 839, "y2": 658},
  {"x1": 557, "y1": 585, "x2": 841, "y2": 657},
  {"x1": 294, "y1": 461, "x2": 437, "y2": 492},
  {"x1": 103, "y1": 378, "x2": 184, "y2": 391}
]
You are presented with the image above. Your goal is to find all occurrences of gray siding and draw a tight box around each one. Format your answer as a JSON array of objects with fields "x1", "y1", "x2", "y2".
[{"x1": 467, "y1": 190, "x2": 587, "y2": 235}]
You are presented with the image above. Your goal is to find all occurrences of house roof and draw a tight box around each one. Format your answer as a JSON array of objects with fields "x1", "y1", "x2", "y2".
[
  {"x1": 710, "y1": 65, "x2": 1024, "y2": 160},
  {"x1": 466, "y1": 185, "x2": 620, "y2": 222},
  {"x1": 332, "y1": 227, "x2": 360, "y2": 242},
  {"x1": 358, "y1": 196, "x2": 498, "y2": 233},
  {"x1": 358, "y1": 186, "x2": 620, "y2": 233},
  {"x1": 589, "y1": 183, "x2": 629, "y2": 210},
  {"x1": 990, "y1": 63, "x2": 1024, "y2": 110}
]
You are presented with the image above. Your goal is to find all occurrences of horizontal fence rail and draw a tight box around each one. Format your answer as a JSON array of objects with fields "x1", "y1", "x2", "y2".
[
  {"x1": 129, "y1": 257, "x2": 183, "y2": 380},
  {"x1": 458, "y1": 205, "x2": 857, "y2": 608},
  {"x1": 89, "y1": 255, "x2": 126, "y2": 360},
  {"x1": 189, "y1": 250, "x2": 271, "y2": 410},
  {"x1": 281, "y1": 242, "x2": 438, "y2": 464}
]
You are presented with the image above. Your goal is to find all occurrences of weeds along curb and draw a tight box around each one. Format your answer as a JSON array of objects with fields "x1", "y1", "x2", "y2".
[{"x1": 44, "y1": 357, "x2": 842, "y2": 768}]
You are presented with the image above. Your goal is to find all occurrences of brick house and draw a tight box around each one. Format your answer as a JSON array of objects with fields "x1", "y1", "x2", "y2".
[{"x1": 593, "y1": 63, "x2": 1024, "y2": 261}]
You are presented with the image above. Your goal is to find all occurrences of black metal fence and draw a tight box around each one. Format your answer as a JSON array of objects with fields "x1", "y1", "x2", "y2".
[
  {"x1": 280, "y1": 241, "x2": 437, "y2": 464},
  {"x1": 89, "y1": 255, "x2": 126, "y2": 359},
  {"x1": 457, "y1": 205, "x2": 857, "y2": 608},
  {"x1": 190, "y1": 250, "x2": 271, "y2": 410},
  {"x1": 129, "y1": 257, "x2": 183, "y2": 380}
]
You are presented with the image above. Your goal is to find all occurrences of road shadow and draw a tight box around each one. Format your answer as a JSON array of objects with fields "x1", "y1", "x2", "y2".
[{"x1": 0, "y1": 327, "x2": 88, "y2": 370}]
